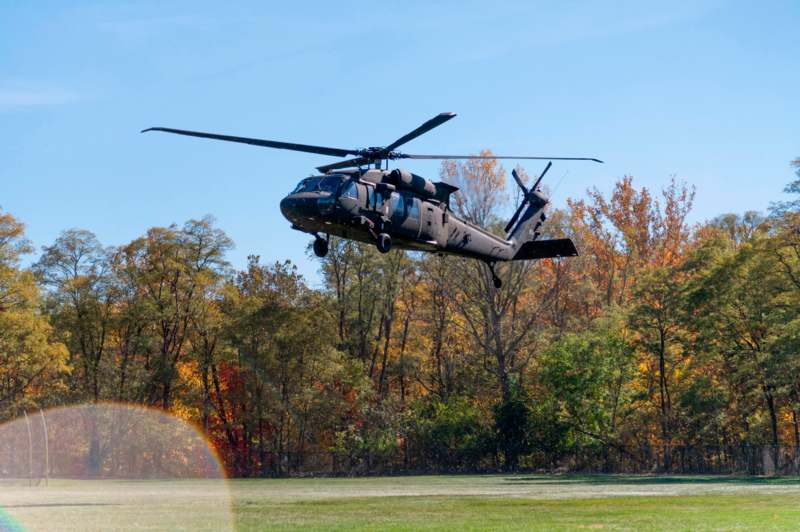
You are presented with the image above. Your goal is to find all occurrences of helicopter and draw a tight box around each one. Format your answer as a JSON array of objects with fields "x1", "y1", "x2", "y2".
[{"x1": 142, "y1": 113, "x2": 602, "y2": 288}]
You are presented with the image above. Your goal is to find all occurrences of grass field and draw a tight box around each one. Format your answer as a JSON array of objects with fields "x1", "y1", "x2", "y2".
[{"x1": 2, "y1": 475, "x2": 800, "y2": 531}]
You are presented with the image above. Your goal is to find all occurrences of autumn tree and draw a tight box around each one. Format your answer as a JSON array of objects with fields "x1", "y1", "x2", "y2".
[
  {"x1": 35, "y1": 229, "x2": 113, "y2": 402},
  {"x1": 686, "y1": 231, "x2": 791, "y2": 465},
  {"x1": 414, "y1": 253, "x2": 475, "y2": 400},
  {"x1": 113, "y1": 217, "x2": 232, "y2": 408},
  {"x1": 627, "y1": 267, "x2": 689, "y2": 467},
  {"x1": 0, "y1": 210, "x2": 66, "y2": 416},
  {"x1": 568, "y1": 177, "x2": 695, "y2": 309},
  {"x1": 4, "y1": 157, "x2": 799, "y2": 476},
  {"x1": 218, "y1": 257, "x2": 366, "y2": 475},
  {"x1": 440, "y1": 155, "x2": 562, "y2": 469}
]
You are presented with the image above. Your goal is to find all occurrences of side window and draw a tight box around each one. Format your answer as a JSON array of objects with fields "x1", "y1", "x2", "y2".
[
  {"x1": 391, "y1": 193, "x2": 404, "y2": 219},
  {"x1": 366, "y1": 185, "x2": 375, "y2": 207},
  {"x1": 341, "y1": 180, "x2": 358, "y2": 199},
  {"x1": 406, "y1": 197, "x2": 419, "y2": 220}
]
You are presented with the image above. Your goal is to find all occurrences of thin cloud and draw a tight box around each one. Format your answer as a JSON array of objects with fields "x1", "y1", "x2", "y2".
[
  {"x1": 0, "y1": 87, "x2": 80, "y2": 111},
  {"x1": 96, "y1": 13, "x2": 209, "y2": 43}
]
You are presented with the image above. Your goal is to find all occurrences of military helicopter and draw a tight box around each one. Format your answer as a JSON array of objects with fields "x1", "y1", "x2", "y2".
[{"x1": 142, "y1": 113, "x2": 602, "y2": 288}]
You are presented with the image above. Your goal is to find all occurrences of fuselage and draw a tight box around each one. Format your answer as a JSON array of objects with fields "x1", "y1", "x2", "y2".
[{"x1": 279, "y1": 170, "x2": 517, "y2": 261}]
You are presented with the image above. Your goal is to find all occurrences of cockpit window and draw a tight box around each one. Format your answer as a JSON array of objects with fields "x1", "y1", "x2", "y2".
[
  {"x1": 291, "y1": 177, "x2": 321, "y2": 194},
  {"x1": 291, "y1": 175, "x2": 343, "y2": 194},
  {"x1": 340, "y1": 179, "x2": 358, "y2": 199},
  {"x1": 318, "y1": 175, "x2": 340, "y2": 192}
]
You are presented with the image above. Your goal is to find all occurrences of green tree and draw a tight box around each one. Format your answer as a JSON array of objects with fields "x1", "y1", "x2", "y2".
[
  {"x1": 219, "y1": 257, "x2": 366, "y2": 475},
  {"x1": 628, "y1": 266, "x2": 688, "y2": 464},
  {"x1": 113, "y1": 217, "x2": 232, "y2": 408},
  {"x1": 35, "y1": 229, "x2": 113, "y2": 402},
  {"x1": 404, "y1": 395, "x2": 491, "y2": 468},
  {"x1": 538, "y1": 311, "x2": 635, "y2": 445},
  {"x1": 769, "y1": 158, "x2": 800, "y2": 216},
  {"x1": 688, "y1": 233, "x2": 791, "y2": 460},
  {"x1": 493, "y1": 381, "x2": 534, "y2": 471}
]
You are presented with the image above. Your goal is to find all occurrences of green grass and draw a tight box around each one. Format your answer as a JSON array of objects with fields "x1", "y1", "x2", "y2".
[
  {"x1": 2, "y1": 475, "x2": 800, "y2": 531},
  {"x1": 234, "y1": 493, "x2": 800, "y2": 531}
]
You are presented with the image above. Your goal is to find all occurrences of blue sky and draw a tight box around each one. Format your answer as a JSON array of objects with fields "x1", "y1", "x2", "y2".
[{"x1": 2, "y1": 1, "x2": 798, "y2": 284}]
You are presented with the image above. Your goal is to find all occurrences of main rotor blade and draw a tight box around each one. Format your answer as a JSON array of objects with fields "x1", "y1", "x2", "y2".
[
  {"x1": 316, "y1": 156, "x2": 370, "y2": 173},
  {"x1": 141, "y1": 127, "x2": 358, "y2": 158},
  {"x1": 403, "y1": 154, "x2": 604, "y2": 163},
  {"x1": 384, "y1": 112, "x2": 456, "y2": 152}
]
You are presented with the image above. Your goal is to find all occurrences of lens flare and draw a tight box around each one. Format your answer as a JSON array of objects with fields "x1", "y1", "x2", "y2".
[
  {"x1": 0, "y1": 507, "x2": 23, "y2": 532},
  {"x1": 0, "y1": 403, "x2": 233, "y2": 531}
]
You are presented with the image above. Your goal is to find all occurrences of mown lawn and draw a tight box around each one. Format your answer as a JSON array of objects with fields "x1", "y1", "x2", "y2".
[
  {"x1": 231, "y1": 475, "x2": 800, "y2": 531},
  {"x1": 2, "y1": 475, "x2": 799, "y2": 531},
  {"x1": 234, "y1": 493, "x2": 800, "y2": 531}
]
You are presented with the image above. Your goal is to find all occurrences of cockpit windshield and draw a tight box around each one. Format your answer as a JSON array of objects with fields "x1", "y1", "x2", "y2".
[
  {"x1": 290, "y1": 175, "x2": 342, "y2": 194},
  {"x1": 318, "y1": 175, "x2": 341, "y2": 192},
  {"x1": 291, "y1": 177, "x2": 320, "y2": 194}
]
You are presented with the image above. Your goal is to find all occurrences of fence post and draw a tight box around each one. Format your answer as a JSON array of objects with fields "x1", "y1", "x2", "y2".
[
  {"x1": 23, "y1": 410, "x2": 33, "y2": 486},
  {"x1": 40, "y1": 409, "x2": 49, "y2": 486}
]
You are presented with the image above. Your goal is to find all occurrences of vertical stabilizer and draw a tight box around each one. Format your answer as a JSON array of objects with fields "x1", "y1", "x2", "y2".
[
  {"x1": 505, "y1": 164, "x2": 578, "y2": 260},
  {"x1": 505, "y1": 165, "x2": 551, "y2": 242},
  {"x1": 507, "y1": 190, "x2": 548, "y2": 244}
]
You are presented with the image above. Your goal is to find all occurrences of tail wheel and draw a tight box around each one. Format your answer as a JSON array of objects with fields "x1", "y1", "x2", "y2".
[
  {"x1": 313, "y1": 237, "x2": 328, "y2": 258},
  {"x1": 376, "y1": 233, "x2": 392, "y2": 254}
]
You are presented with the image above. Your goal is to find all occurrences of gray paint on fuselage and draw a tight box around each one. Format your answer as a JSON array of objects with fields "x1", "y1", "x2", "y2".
[
  {"x1": 280, "y1": 172, "x2": 544, "y2": 263},
  {"x1": 441, "y1": 214, "x2": 514, "y2": 261}
]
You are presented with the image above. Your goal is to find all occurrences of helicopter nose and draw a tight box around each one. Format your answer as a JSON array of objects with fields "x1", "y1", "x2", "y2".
[{"x1": 280, "y1": 195, "x2": 319, "y2": 224}]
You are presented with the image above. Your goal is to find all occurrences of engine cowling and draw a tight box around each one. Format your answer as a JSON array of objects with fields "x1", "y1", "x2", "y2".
[{"x1": 387, "y1": 169, "x2": 436, "y2": 197}]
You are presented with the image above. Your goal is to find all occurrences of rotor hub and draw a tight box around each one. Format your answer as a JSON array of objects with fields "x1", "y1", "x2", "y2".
[{"x1": 356, "y1": 147, "x2": 404, "y2": 160}]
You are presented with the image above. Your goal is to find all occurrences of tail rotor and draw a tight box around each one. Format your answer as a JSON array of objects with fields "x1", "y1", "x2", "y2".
[{"x1": 504, "y1": 162, "x2": 552, "y2": 236}]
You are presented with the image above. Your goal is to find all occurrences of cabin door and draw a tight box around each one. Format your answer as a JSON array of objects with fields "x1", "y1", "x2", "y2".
[{"x1": 421, "y1": 204, "x2": 446, "y2": 246}]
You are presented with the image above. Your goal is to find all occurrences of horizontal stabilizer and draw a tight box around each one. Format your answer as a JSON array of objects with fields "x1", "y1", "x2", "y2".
[{"x1": 513, "y1": 238, "x2": 578, "y2": 260}]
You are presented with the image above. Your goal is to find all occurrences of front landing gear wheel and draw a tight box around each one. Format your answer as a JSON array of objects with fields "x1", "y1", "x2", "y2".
[
  {"x1": 313, "y1": 237, "x2": 328, "y2": 258},
  {"x1": 377, "y1": 233, "x2": 392, "y2": 254}
]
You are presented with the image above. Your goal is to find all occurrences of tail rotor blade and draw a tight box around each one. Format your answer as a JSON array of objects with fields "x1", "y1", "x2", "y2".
[
  {"x1": 532, "y1": 161, "x2": 552, "y2": 191},
  {"x1": 506, "y1": 161, "x2": 555, "y2": 235},
  {"x1": 511, "y1": 169, "x2": 529, "y2": 195}
]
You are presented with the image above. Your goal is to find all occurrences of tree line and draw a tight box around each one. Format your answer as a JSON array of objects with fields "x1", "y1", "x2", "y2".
[{"x1": 1, "y1": 157, "x2": 798, "y2": 476}]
